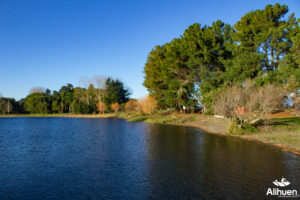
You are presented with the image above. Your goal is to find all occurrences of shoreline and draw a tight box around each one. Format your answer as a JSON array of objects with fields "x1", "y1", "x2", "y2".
[
  {"x1": 1, "y1": 113, "x2": 299, "y2": 155},
  {"x1": 161, "y1": 116, "x2": 300, "y2": 155},
  {"x1": 173, "y1": 122, "x2": 300, "y2": 155},
  {"x1": 0, "y1": 114, "x2": 118, "y2": 118}
]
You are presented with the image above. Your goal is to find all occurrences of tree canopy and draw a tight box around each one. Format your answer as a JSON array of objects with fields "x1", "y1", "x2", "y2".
[
  {"x1": 104, "y1": 78, "x2": 130, "y2": 108},
  {"x1": 0, "y1": 78, "x2": 131, "y2": 115},
  {"x1": 143, "y1": 3, "x2": 299, "y2": 113}
]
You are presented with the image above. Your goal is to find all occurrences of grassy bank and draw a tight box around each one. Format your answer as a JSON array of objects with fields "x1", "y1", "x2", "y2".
[
  {"x1": 243, "y1": 117, "x2": 300, "y2": 154},
  {"x1": 1, "y1": 112, "x2": 299, "y2": 154}
]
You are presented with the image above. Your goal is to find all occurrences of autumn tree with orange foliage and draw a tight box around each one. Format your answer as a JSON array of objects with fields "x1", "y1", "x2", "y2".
[
  {"x1": 138, "y1": 95, "x2": 157, "y2": 114},
  {"x1": 96, "y1": 101, "x2": 106, "y2": 114},
  {"x1": 125, "y1": 99, "x2": 140, "y2": 112},
  {"x1": 111, "y1": 102, "x2": 120, "y2": 113}
]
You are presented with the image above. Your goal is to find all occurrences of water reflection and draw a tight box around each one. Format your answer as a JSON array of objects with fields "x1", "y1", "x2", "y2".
[
  {"x1": 144, "y1": 124, "x2": 300, "y2": 199},
  {"x1": 0, "y1": 118, "x2": 299, "y2": 200}
]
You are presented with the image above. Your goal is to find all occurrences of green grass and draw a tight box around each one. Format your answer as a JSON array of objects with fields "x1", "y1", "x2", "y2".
[
  {"x1": 250, "y1": 132, "x2": 300, "y2": 152},
  {"x1": 188, "y1": 116, "x2": 197, "y2": 122},
  {"x1": 226, "y1": 117, "x2": 300, "y2": 136},
  {"x1": 261, "y1": 117, "x2": 300, "y2": 132},
  {"x1": 117, "y1": 113, "x2": 129, "y2": 119},
  {"x1": 245, "y1": 117, "x2": 300, "y2": 152},
  {"x1": 144, "y1": 115, "x2": 183, "y2": 124},
  {"x1": 271, "y1": 117, "x2": 300, "y2": 125},
  {"x1": 116, "y1": 112, "x2": 199, "y2": 124},
  {"x1": 127, "y1": 116, "x2": 148, "y2": 122}
]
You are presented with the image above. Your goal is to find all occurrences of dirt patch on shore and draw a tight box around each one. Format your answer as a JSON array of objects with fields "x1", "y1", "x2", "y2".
[
  {"x1": 270, "y1": 110, "x2": 298, "y2": 118},
  {"x1": 184, "y1": 116, "x2": 229, "y2": 134}
]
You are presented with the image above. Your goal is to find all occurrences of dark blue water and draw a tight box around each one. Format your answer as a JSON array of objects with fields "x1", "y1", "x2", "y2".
[{"x1": 0, "y1": 117, "x2": 299, "y2": 199}]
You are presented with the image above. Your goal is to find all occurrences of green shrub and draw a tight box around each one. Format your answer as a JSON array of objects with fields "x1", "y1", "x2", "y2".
[
  {"x1": 226, "y1": 120, "x2": 243, "y2": 135},
  {"x1": 226, "y1": 119, "x2": 258, "y2": 135},
  {"x1": 242, "y1": 124, "x2": 258, "y2": 133},
  {"x1": 155, "y1": 108, "x2": 176, "y2": 115}
]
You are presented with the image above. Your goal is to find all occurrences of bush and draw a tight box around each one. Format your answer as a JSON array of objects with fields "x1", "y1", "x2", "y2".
[
  {"x1": 155, "y1": 108, "x2": 176, "y2": 115},
  {"x1": 226, "y1": 120, "x2": 243, "y2": 135},
  {"x1": 111, "y1": 102, "x2": 120, "y2": 113},
  {"x1": 96, "y1": 101, "x2": 106, "y2": 114},
  {"x1": 138, "y1": 95, "x2": 157, "y2": 114},
  {"x1": 125, "y1": 99, "x2": 140, "y2": 113},
  {"x1": 226, "y1": 119, "x2": 258, "y2": 135},
  {"x1": 214, "y1": 80, "x2": 285, "y2": 125}
]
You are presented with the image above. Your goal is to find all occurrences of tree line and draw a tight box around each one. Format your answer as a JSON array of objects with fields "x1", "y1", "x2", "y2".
[
  {"x1": 0, "y1": 78, "x2": 131, "y2": 114},
  {"x1": 1, "y1": 3, "x2": 299, "y2": 122},
  {"x1": 143, "y1": 3, "x2": 300, "y2": 115}
]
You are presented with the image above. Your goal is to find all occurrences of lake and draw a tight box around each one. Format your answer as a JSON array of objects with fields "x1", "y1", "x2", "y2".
[{"x1": 0, "y1": 117, "x2": 299, "y2": 199}]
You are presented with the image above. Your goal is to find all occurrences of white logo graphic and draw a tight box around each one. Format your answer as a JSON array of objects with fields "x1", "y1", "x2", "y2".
[
  {"x1": 266, "y1": 177, "x2": 299, "y2": 198},
  {"x1": 273, "y1": 177, "x2": 291, "y2": 187}
]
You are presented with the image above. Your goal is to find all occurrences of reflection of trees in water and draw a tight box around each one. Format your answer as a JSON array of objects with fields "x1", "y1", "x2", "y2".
[
  {"x1": 200, "y1": 134, "x2": 291, "y2": 198},
  {"x1": 144, "y1": 124, "x2": 210, "y2": 199},
  {"x1": 143, "y1": 124, "x2": 300, "y2": 199}
]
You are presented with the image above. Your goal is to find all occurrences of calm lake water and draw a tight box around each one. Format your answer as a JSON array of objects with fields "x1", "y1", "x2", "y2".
[{"x1": 0, "y1": 117, "x2": 299, "y2": 200}]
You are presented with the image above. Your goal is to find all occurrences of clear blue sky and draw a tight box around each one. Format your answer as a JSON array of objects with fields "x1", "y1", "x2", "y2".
[{"x1": 0, "y1": 0, "x2": 299, "y2": 100}]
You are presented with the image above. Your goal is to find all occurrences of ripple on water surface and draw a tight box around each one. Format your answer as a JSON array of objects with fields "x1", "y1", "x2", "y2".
[{"x1": 0, "y1": 117, "x2": 299, "y2": 199}]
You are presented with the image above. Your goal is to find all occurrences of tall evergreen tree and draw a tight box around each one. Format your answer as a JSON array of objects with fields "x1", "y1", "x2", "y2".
[
  {"x1": 231, "y1": 3, "x2": 298, "y2": 83},
  {"x1": 104, "y1": 78, "x2": 130, "y2": 108}
]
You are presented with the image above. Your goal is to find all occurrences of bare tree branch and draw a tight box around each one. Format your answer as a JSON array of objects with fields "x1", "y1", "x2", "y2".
[{"x1": 29, "y1": 87, "x2": 45, "y2": 94}]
